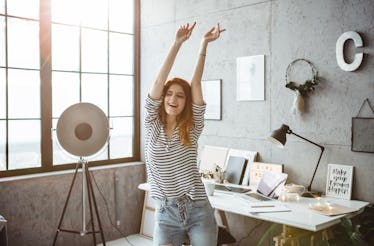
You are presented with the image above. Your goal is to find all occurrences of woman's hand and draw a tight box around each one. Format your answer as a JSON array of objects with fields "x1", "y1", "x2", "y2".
[
  {"x1": 203, "y1": 23, "x2": 225, "y2": 43},
  {"x1": 175, "y1": 22, "x2": 196, "y2": 45}
]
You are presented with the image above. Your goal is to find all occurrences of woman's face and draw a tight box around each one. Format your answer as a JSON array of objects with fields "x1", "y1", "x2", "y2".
[{"x1": 164, "y1": 83, "x2": 186, "y2": 117}]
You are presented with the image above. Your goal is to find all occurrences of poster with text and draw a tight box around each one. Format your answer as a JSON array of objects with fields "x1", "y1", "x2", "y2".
[{"x1": 326, "y1": 164, "x2": 353, "y2": 200}]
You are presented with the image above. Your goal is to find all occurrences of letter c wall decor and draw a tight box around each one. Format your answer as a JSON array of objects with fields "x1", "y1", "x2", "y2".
[{"x1": 336, "y1": 31, "x2": 363, "y2": 71}]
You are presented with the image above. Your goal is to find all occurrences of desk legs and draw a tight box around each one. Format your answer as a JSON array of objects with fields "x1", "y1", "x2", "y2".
[{"x1": 273, "y1": 225, "x2": 329, "y2": 246}]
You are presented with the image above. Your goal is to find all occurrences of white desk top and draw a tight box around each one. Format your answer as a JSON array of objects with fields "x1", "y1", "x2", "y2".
[{"x1": 138, "y1": 183, "x2": 369, "y2": 232}]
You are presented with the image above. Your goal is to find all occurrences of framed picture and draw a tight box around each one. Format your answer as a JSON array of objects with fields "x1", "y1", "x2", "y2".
[
  {"x1": 326, "y1": 164, "x2": 354, "y2": 200},
  {"x1": 236, "y1": 55, "x2": 265, "y2": 101},
  {"x1": 202, "y1": 79, "x2": 222, "y2": 120}
]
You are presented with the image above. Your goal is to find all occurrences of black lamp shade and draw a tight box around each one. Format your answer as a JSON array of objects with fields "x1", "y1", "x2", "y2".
[{"x1": 267, "y1": 124, "x2": 290, "y2": 147}]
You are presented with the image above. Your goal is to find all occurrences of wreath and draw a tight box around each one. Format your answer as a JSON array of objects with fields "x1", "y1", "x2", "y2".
[{"x1": 285, "y1": 58, "x2": 319, "y2": 96}]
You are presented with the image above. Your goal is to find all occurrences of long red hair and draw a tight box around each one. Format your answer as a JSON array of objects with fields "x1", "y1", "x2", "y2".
[{"x1": 158, "y1": 77, "x2": 194, "y2": 146}]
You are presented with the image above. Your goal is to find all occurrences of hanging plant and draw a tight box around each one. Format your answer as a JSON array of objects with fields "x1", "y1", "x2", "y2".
[
  {"x1": 285, "y1": 58, "x2": 320, "y2": 96},
  {"x1": 284, "y1": 58, "x2": 320, "y2": 114}
]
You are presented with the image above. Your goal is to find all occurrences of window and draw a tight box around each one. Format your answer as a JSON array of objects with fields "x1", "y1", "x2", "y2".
[{"x1": 0, "y1": 0, "x2": 140, "y2": 177}]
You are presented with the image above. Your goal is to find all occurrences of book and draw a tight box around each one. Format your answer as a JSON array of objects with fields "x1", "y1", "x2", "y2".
[{"x1": 257, "y1": 170, "x2": 288, "y2": 198}]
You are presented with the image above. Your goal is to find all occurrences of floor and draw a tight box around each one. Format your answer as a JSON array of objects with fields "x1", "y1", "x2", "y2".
[{"x1": 97, "y1": 234, "x2": 153, "y2": 246}]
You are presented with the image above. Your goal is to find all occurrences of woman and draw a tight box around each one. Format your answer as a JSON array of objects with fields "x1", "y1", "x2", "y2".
[{"x1": 144, "y1": 22, "x2": 225, "y2": 246}]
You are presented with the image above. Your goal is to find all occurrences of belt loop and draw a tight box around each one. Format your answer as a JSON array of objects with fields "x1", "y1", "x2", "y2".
[{"x1": 162, "y1": 197, "x2": 167, "y2": 207}]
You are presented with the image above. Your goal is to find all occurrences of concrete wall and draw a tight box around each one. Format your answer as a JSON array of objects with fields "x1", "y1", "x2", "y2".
[
  {"x1": 0, "y1": 163, "x2": 146, "y2": 246},
  {"x1": 140, "y1": 0, "x2": 374, "y2": 244}
]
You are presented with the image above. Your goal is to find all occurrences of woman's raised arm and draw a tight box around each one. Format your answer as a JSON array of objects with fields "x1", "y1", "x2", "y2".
[
  {"x1": 191, "y1": 23, "x2": 225, "y2": 105},
  {"x1": 149, "y1": 22, "x2": 196, "y2": 100}
]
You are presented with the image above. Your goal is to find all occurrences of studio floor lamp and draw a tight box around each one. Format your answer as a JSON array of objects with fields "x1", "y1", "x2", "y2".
[{"x1": 267, "y1": 124, "x2": 325, "y2": 197}]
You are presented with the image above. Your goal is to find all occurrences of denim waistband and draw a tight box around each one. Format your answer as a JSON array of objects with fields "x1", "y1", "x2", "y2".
[{"x1": 156, "y1": 194, "x2": 192, "y2": 206}]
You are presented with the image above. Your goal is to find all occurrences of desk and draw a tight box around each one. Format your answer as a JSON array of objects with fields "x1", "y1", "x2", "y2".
[
  {"x1": 138, "y1": 183, "x2": 369, "y2": 244},
  {"x1": 208, "y1": 190, "x2": 368, "y2": 232}
]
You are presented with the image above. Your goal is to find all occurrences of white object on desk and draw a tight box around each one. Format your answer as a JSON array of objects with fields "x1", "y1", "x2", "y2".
[
  {"x1": 234, "y1": 194, "x2": 291, "y2": 213},
  {"x1": 326, "y1": 164, "x2": 354, "y2": 200},
  {"x1": 199, "y1": 145, "x2": 229, "y2": 172},
  {"x1": 203, "y1": 179, "x2": 216, "y2": 196},
  {"x1": 224, "y1": 148, "x2": 258, "y2": 185},
  {"x1": 249, "y1": 162, "x2": 283, "y2": 186}
]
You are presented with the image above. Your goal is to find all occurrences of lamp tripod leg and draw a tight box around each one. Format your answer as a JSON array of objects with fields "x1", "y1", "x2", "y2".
[
  {"x1": 52, "y1": 161, "x2": 106, "y2": 246},
  {"x1": 84, "y1": 164, "x2": 97, "y2": 245},
  {"x1": 52, "y1": 163, "x2": 80, "y2": 246},
  {"x1": 85, "y1": 164, "x2": 106, "y2": 246}
]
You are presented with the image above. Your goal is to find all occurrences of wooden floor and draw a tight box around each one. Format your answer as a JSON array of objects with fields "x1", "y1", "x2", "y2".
[{"x1": 97, "y1": 234, "x2": 153, "y2": 246}]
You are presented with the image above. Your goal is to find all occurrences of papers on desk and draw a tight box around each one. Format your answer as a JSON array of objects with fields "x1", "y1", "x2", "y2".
[
  {"x1": 248, "y1": 203, "x2": 291, "y2": 213},
  {"x1": 235, "y1": 194, "x2": 291, "y2": 213},
  {"x1": 309, "y1": 203, "x2": 359, "y2": 216}
]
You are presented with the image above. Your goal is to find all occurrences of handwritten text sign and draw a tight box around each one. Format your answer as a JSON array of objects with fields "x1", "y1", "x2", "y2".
[{"x1": 326, "y1": 164, "x2": 354, "y2": 200}]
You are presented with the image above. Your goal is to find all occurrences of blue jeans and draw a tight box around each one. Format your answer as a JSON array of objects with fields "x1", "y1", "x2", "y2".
[{"x1": 153, "y1": 195, "x2": 218, "y2": 246}]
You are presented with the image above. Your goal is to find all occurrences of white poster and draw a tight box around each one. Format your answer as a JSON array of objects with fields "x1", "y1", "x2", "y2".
[
  {"x1": 326, "y1": 164, "x2": 354, "y2": 200},
  {"x1": 236, "y1": 55, "x2": 265, "y2": 101}
]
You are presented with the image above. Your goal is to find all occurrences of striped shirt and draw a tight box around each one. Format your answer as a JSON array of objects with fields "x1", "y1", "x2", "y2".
[{"x1": 144, "y1": 95, "x2": 207, "y2": 200}]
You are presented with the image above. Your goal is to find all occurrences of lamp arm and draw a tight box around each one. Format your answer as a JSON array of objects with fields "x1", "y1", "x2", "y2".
[
  {"x1": 307, "y1": 147, "x2": 324, "y2": 191},
  {"x1": 290, "y1": 132, "x2": 325, "y2": 191}
]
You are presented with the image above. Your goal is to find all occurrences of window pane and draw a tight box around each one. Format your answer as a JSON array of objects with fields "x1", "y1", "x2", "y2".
[
  {"x1": 81, "y1": 0, "x2": 108, "y2": 29},
  {"x1": 109, "y1": 0, "x2": 133, "y2": 33},
  {"x1": 82, "y1": 28, "x2": 108, "y2": 73},
  {"x1": 52, "y1": 72, "x2": 80, "y2": 118},
  {"x1": 81, "y1": 73, "x2": 108, "y2": 114},
  {"x1": 0, "y1": 68, "x2": 5, "y2": 118},
  {"x1": 8, "y1": 69, "x2": 40, "y2": 119},
  {"x1": 52, "y1": 24, "x2": 80, "y2": 71},
  {"x1": 51, "y1": 0, "x2": 81, "y2": 25},
  {"x1": 109, "y1": 117, "x2": 133, "y2": 158},
  {"x1": 109, "y1": 75, "x2": 133, "y2": 117},
  {"x1": 109, "y1": 33, "x2": 133, "y2": 74},
  {"x1": 0, "y1": 120, "x2": 5, "y2": 171},
  {"x1": 8, "y1": 18, "x2": 40, "y2": 69},
  {"x1": 7, "y1": 0, "x2": 39, "y2": 20},
  {"x1": 9, "y1": 120, "x2": 41, "y2": 170},
  {"x1": 0, "y1": 17, "x2": 5, "y2": 66},
  {"x1": 0, "y1": 0, "x2": 4, "y2": 14},
  {"x1": 52, "y1": 119, "x2": 73, "y2": 165}
]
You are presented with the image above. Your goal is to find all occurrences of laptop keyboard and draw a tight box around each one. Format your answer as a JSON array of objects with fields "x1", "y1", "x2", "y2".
[{"x1": 245, "y1": 193, "x2": 272, "y2": 201}]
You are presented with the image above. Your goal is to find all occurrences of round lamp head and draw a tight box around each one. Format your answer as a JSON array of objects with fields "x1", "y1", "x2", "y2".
[
  {"x1": 267, "y1": 124, "x2": 290, "y2": 148},
  {"x1": 56, "y1": 103, "x2": 109, "y2": 157}
]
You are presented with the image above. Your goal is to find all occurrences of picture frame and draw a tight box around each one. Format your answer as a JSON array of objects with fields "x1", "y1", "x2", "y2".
[
  {"x1": 202, "y1": 79, "x2": 222, "y2": 120},
  {"x1": 351, "y1": 117, "x2": 374, "y2": 153},
  {"x1": 236, "y1": 55, "x2": 265, "y2": 101},
  {"x1": 351, "y1": 98, "x2": 374, "y2": 153},
  {"x1": 326, "y1": 164, "x2": 354, "y2": 200}
]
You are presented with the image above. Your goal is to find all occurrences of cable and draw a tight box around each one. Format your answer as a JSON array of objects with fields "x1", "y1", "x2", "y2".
[{"x1": 90, "y1": 170, "x2": 136, "y2": 246}]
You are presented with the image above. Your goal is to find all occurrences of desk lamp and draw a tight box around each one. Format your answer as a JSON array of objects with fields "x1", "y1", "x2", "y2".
[{"x1": 267, "y1": 124, "x2": 325, "y2": 197}]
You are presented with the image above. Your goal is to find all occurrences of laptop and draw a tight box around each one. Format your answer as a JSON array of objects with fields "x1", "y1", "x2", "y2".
[
  {"x1": 244, "y1": 171, "x2": 288, "y2": 201},
  {"x1": 215, "y1": 184, "x2": 251, "y2": 193}
]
